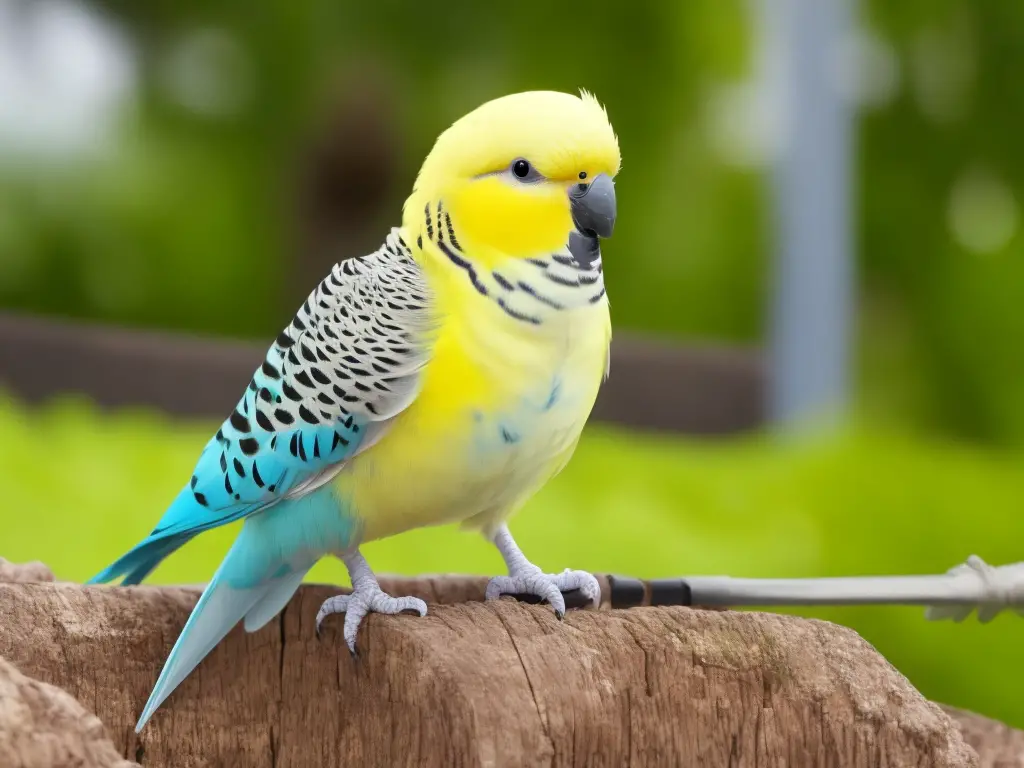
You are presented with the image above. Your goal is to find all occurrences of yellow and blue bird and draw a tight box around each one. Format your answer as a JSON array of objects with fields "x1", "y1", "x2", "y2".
[{"x1": 89, "y1": 89, "x2": 621, "y2": 731}]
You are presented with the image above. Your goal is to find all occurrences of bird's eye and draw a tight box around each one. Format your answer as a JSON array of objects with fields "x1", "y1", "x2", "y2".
[{"x1": 513, "y1": 159, "x2": 531, "y2": 179}]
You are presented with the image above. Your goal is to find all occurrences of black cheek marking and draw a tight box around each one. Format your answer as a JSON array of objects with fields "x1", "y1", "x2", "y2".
[
  {"x1": 497, "y1": 298, "x2": 542, "y2": 326},
  {"x1": 492, "y1": 272, "x2": 514, "y2": 291},
  {"x1": 194, "y1": 491, "x2": 209, "y2": 507},
  {"x1": 438, "y1": 241, "x2": 488, "y2": 296},
  {"x1": 298, "y1": 405, "x2": 319, "y2": 425},
  {"x1": 252, "y1": 462, "x2": 265, "y2": 487},
  {"x1": 255, "y1": 410, "x2": 274, "y2": 431},
  {"x1": 445, "y1": 213, "x2": 462, "y2": 250},
  {"x1": 516, "y1": 281, "x2": 564, "y2": 310},
  {"x1": 239, "y1": 437, "x2": 260, "y2": 456},
  {"x1": 230, "y1": 410, "x2": 250, "y2": 433},
  {"x1": 262, "y1": 361, "x2": 281, "y2": 379},
  {"x1": 233, "y1": 457, "x2": 246, "y2": 477},
  {"x1": 545, "y1": 272, "x2": 581, "y2": 288}
]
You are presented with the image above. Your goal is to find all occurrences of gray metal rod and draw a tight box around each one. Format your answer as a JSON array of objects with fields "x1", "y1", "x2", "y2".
[{"x1": 686, "y1": 573, "x2": 996, "y2": 606}]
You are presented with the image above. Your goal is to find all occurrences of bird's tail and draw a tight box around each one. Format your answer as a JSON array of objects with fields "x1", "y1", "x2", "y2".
[
  {"x1": 134, "y1": 520, "x2": 312, "y2": 732},
  {"x1": 87, "y1": 488, "x2": 204, "y2": 586}
]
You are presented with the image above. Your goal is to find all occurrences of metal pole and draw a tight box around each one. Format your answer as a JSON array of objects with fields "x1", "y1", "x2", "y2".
[{"x1": 763, "y1": 0, "x2": 855, "y2": 426}]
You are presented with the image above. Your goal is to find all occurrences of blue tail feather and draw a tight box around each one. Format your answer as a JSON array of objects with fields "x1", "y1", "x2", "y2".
[
  {"x1": 133, "y1": 521, "x2": 301, "y2": 731},
  {"x1": 88, "y1": 486, "x2": 249, "y2": 586}
]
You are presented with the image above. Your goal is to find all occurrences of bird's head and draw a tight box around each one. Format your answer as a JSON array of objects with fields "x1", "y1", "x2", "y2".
[{"x1": 403, "y1": 90, "x2": 620, "y2": 270}]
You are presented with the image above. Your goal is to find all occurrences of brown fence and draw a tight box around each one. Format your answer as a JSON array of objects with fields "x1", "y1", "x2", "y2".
[{"x1": 0, "y1": 311, "x2": 764, "y2": 435}]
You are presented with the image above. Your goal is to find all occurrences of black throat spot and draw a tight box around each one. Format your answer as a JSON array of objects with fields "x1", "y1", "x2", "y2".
[{"x1": 568, "y1": 231, "x2": 601, "y2": 270}]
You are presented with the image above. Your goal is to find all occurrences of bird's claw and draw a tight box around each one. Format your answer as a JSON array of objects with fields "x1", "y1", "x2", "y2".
[
  {"x1": 486, "y1": 566, "x2": 601, "y2": 617},
  {"x1": 315, "y1": 587, "x2": 427, "y2": 655}
]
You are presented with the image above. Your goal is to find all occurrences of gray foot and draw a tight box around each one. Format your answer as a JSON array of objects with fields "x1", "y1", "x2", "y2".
[
  {"x1": 485, "y1": 566, "x2": 601, "y2": 618},
  {"x1": 485, "y1": 524, "x2": 600, "y2": 618},
  {"x1": 315, "y1": 549, "x2": 427, "y2": 655}
]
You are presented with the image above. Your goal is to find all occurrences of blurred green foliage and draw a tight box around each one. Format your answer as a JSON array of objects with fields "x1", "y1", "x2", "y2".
[
  {"x1": 4, "y1": 393, "x2": 1024, "y2": 728},
  {"x1": 4, "y1": 1, "x2": 1024, "y2": 445}
]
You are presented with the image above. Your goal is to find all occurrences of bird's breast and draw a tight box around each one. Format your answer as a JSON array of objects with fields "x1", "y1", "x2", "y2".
[{"x1": 337, "y1": 294, "x2": 610, "y2": 543}]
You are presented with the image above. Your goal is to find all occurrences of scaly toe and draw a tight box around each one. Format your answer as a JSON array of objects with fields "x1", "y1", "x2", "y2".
[
  {"x1": 369, "y1": 593, "x2": 429, "y2": 617},
  {"x1": 551, "y1": 569, "x2": 602, "y2": 608},
  {"x1": 319, "y1": 589, "x2": 428, "y2": 656},
  {"x1": 315, "y1": 594, "x2": 352, "y2": 637},
  {"x1": 485, "y1": 572, "x2": 567, "y2": 617}
]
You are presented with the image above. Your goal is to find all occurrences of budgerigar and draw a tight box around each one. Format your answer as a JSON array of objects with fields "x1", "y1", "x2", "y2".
[{"x1": 89, "y1": 90, "x2": 620, "y2": 732}]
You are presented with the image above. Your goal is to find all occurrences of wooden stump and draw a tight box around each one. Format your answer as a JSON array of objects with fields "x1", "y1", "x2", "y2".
[{"x1": 0, "y1": 561, "x2": 1014, "y2": 767}]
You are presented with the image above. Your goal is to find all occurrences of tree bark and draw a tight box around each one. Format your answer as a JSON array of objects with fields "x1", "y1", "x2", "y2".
[{"x1": 0, "y1": 565, "x2": 992, "y2": 768}]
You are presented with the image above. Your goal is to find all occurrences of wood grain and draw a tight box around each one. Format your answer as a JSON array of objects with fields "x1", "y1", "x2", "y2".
[{"x1": 0, "y1": 577, "x2": 982, "y2": 767}]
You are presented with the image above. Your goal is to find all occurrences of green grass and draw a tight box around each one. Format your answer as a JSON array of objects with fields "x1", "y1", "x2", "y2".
[{"x1": 3, "y1": 392, "x2": 1024, "y2": 728}]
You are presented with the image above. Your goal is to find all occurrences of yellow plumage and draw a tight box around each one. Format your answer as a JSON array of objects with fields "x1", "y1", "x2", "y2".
[
  {"x1": 103, "y1": 90, "x2": 622, "y2": 731},
  {"x1": 337, "y1": 90, "x2": 619, "y2": 543}
]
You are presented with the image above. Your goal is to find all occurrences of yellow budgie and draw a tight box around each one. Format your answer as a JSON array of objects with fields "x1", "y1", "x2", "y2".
[{"x1": 88, "y1": 89, "x2": 620, "y2": 731}]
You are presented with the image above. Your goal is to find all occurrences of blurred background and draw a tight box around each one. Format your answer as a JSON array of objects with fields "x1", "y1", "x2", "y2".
[{"x1": 3, "y1": 0, "x2": 1024, "y2": 728}]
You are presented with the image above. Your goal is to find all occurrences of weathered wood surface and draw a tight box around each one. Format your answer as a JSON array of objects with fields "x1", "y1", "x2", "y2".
[
  {"x1": 0, "y1": 567, "x2": 988, "y2": 768},
  {"x1": 0, "y1": 310, "x2": 764, "y2": 435},
  {"x1": 940, "y1": 704, "x2": 1024, "y2": 768}
]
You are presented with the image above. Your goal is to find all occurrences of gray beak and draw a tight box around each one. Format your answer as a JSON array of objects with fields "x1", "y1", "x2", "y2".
[{"x1": 569, "y1": 173, "x2": 616, "y2": 238}]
